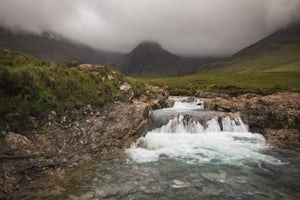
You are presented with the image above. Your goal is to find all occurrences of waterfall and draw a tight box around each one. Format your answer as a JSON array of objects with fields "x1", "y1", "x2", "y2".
[
  {"x1": 154, "y1": 115, "x2": 248, "y2": 133},
  {"x1": 127, "y1": 96, "x2": 281, "y2": 165},
  {"x1": 156, "y1": 115, "x2": 204, "y2": 133}
]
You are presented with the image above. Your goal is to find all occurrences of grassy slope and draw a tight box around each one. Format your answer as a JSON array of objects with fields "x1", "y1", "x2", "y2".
[
  {"x1": 0, "y1": 49, "x2": 146, "y2": 131},
  {"x1": 201, "y1": 45, "x2": 300, "y2": 73},
  {"x1": 198, "y1": 24, "x2": 300, "y2": 74},
  {"x1": 139, "y1": 72, "x2": 300, "y2": 96}
]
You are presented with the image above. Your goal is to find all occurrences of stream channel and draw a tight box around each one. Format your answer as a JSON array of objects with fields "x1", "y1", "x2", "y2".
[{"x1": 55, "y1": 96, "x2": 300, "y2": 200}]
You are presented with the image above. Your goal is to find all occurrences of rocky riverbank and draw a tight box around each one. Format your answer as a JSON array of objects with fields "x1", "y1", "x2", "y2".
[
  {"x1": 1, "y1": 91, "x2": 299, "y2": 199},
  {"x1": 0, "y1": 84, "x2": 172, "y2": 199},
  {"x1": 204, "y1": 93, "x2": 300, "y2": 148}
]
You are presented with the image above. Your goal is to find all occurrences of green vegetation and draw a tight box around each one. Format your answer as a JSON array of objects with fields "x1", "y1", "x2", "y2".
[
  {"x1": 139, "y1": 72, "x2": 300, "y2": 96},
  {"x1": 0, "y1": 49, "x2": 146, "y2": 131},
  {"x1": 64, "y1": 58, "x2": 82, "y2": 67},
  {"x1": 203, "y1": 45, "x2": 300, "y2": 73},
  {"x1": 198, "y1": 25, "x2": 300, "y2": 74},
  {"x1": 151, "y1": 26, "x2": 300, "y2": 96}
]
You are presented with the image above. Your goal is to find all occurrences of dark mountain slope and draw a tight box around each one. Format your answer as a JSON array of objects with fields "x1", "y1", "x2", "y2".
[
  {"x1": 198, "y1": 23, "x2": 300, "y2": 73},
  {"x1": 0, "y1": 27, "x2": 120, "y2": 64},
  {"x1": 111, "y1": 42, "x2": 211, "y2": 77}
]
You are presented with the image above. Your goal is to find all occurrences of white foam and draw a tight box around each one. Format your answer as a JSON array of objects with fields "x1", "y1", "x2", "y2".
[
  {"x1": 127, "y1": 131, "x2": 280, "y2": 165},
  {"x1": 165, "y1": 96, "x2": 203, "y2": 111},
  {"x1": 126, "y1": 97, "x2": 281, "y2": 166}
]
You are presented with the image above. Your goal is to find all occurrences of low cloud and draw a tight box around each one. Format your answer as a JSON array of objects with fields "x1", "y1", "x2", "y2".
[{"x1": 0, "y1": 0, "x2": 299, "y2": 56}]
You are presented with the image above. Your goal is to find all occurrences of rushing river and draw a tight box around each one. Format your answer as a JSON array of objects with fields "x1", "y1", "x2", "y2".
[{"x1": 56, "y1": 97, "x2": 300, "y2": 200}]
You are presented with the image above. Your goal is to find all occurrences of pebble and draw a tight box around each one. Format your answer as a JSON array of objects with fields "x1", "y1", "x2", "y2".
[
  {"x1": 202, "y1": 172, "x2": 226, "y2": 182},
  {"x1": 173, "y1": 179, "x2": 185, "y2": 185}
]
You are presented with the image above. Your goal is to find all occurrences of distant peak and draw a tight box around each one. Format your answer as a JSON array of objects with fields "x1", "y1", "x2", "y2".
[{"x1": 135, "y1": 41, "x2": 162, "y2": 50}]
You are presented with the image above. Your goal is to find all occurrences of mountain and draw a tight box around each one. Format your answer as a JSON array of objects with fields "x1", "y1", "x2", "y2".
[
  {"x1": 0, "y1": 27, "x2": 120, "y2": 64},
  {"x1": 111, "y1": 41, "x2": 213, "y2": 77},
  {"x1": 198, "y1": 23, "x2": 300, "y2": 73}
]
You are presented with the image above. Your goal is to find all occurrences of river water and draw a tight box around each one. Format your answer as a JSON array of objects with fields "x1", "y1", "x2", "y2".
[{"x1": 56, "y1": 97, "x2": 300, "y2": 200}]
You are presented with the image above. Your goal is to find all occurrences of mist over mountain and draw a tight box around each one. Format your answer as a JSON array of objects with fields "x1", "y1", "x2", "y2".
[
  {"x1": 1, "y1": 0, "x2": 300, "y2": 57},
  {"x1": 197, "y1": 23, "x2": 300, "y2": 73},
  {"x1": 0, "y1": 27, "x2": 120, "y2": 64},
  {"x1": 111, "y1": 41, "x2": 214, "y2": 77}
]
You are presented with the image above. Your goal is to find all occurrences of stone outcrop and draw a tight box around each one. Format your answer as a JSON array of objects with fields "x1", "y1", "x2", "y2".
[
  {"x1": 0, "y1": 85, "x2": 171, "y2": 199},
  {"x1": 204, "y1": 93, "x2": 300, "y2": 148}
]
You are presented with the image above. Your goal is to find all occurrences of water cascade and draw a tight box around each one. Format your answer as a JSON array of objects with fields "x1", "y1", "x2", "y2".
[
  {"x1": 127, "y1": 96, "x2": 281, "y2": 165},
  {"x1": 57, "y1": 96, "x2": 300, "y2": 200}
]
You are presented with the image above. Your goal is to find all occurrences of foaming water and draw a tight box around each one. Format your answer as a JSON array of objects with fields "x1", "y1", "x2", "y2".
[
  {"x1": 154, "y1": 115, "x2": 248, "y2": 134},
  {"x1": 127, "y1": 98, "x2": 282, "y2": 166},
  {"x1": 127, "y1": 125, "x2": 281, "y2": 165},
  {"x1": 55, "y1": 97, "x2": 300, "y2": 200},
  {"x1": 167, "y1": 96, "x2": 203, "y2": 111}
]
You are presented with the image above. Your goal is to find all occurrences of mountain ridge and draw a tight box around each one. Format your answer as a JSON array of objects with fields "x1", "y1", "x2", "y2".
[
  {"x1": 197, "y1": 23, "x2": 300, "y2": 73},
  {"x1": 0, "y1": 27, "x2": 121, "y2": 64},
  {"x1": 111, "y1": 41, "x2": 214, "y2": 77}
]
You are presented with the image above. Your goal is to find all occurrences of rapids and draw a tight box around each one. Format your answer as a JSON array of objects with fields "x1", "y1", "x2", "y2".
[
  {"x1": 55, "y1": 96, "x2": 300, "y2": 200},
  {"x1": 127, "y1": 96, "x2": 280, "y2": 165}
]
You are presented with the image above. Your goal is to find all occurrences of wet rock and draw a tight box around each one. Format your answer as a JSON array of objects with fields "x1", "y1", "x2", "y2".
[
  {"x1": 1, "y1": 84, "x2": 170, "y2": 199},
  {"x1": 196, "y1": 91, "x2": 230, "y2": 99},
  {"x1": 204, "y1": 93, "x2": 300, "y2": 148},
  {"x1": 202, "y1": 172, "x2": 226, "y2": 182},
  {"x1": 181, "y1": 96, "x2": 198, "y2": 102},
  {"x1": 264, "y1": 129, "x2": 300, "y2": 147},
  {"x1": 166, "y1": 99, "x2": 175, "y2": 108},
  {"x1": 201, "y1": 184, "x2": 224, "y2": 196},
  {"x1": 205, "y1": 97, "x2": 238, "y2": 112}
]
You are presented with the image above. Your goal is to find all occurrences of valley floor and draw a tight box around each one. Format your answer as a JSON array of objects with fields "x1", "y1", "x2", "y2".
[{"x1": 139, "y1": 72, "x2": 300, "y2": 96}]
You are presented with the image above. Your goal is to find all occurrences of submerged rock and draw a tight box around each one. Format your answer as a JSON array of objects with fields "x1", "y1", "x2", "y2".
[
  {"x1": 202, "y1": 172, "x2": 227, "y2": 182},
  {"x1": 173, "y1": 179, "x2": 186, "y2": 185}
]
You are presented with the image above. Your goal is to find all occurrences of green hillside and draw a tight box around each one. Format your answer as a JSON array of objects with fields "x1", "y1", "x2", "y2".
[
  {"x1": 198, "y1": 24, "x2": 300, "y2": 73},
  {"x1": 0, "y1": 49, "x2": 145, "y2": 131},
  {"x1": 140, "y1": 72, "x2": 300, "y2": 96}
]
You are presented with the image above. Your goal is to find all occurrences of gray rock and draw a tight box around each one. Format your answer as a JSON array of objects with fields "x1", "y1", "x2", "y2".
[{"x1": 1, "y1": 84, "x2": 171, "y2": 199}]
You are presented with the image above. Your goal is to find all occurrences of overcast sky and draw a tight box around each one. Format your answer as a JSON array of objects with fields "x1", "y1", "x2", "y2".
[{"x1": 0, "y1": 0, "x2": 299, "y2": 56}]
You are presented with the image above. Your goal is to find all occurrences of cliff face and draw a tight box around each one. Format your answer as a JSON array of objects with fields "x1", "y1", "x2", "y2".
[
  {"x1": 204, "y1": 93, "x2": 300, "y2": 148},
  {"x1": 0, "y1": 83, "x2": 172, "y2": 199}
]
